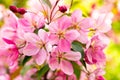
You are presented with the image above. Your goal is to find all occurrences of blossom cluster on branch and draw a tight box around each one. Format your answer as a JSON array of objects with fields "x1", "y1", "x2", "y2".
[{"x1": 0, "y1": 0, "x2": 113, "y2": 80}]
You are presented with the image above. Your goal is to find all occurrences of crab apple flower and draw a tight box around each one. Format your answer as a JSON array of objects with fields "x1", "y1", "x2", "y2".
[
  {"x1": 27, "y1": 0, "x2": 68, "y2": 23},
  {"x1": 85, "y1": 35, "x2": 107, "y2": 66},
  {"x1": 53, "y1": 71, "x2": 77, "y2": 80},
  {"x1": 88, "y1": 68, "x2": 105, "y2": 80},
  {"x1": 70, "y1": 10, "x2": 94, "y2": 43},
  {"x1": 23, "y1": 29, "x2": 51, "y2": 65},
  {"x1": 48, "y1": 47, "x2": 81, "y2": 75},
  {"x1": 91, "y1": 11, "x2": 113, "y2": 34},
  {"x1": 49, "y1": 16, "x2": 80, "y2": 52},
  {"x1": 0, "y1": 38, "x2": 19, "y2": 68},
  {"x1": 19, "y1": 12, "x2": 45, "y2": 32}
]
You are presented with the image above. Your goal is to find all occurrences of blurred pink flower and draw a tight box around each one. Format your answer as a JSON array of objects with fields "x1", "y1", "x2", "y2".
[
  {"x1": 48, "y1": 47, "x2": 81, "y2": 75},
  {"x1": 49, "y1": 16, "x2": 79, "y2": 52},
  {"x1": 23, "y1": 29, "x2": 51, "y2": 65}
]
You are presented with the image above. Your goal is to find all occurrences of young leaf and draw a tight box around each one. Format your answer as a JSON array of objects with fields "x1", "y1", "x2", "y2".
[
  {"x1": 21, "y1": 56, "x2": 32, "y2": 66},
  {"x1": 36, "y1": 64, "x2": 50, "y2": 79},
  {"x1": 20, "y1": 65, "x2": 32, "y2": 76},
  {"x1": 72, "y1": 62, "x2": 81, "y2": 79},
  {"x1": 72, "y1": 41, "x2": 87, "y2": 69},
  {"x1": 72, "y1": 41, "x2": 84, "y2": 58}
]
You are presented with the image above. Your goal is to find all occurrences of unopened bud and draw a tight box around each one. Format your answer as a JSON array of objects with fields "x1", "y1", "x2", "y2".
[
  {"x1": 9, "y1": 5, "x2": 18, "y2": 13},
  {"x1": 18, "y1": 8, "x2": 26, "y2": 15},
  {"x1": 59, "y1": 6, "x2": 67, "y2": 13}
]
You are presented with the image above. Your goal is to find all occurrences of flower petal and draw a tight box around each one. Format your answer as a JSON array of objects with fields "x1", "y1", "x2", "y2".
[
  {"x1": 60, "y1": 59, "x2": 73, "y2": 75},
  {"x1": 64, "y1": 51, "x2": 81, "y2": 61},
  {"x1": 48, "y1": 57, "x2": 59, "y2": 71},
  {"x1": 38, "y1": 29, "x2": 48, "y2": 41},
  {"x1": 23, "y1": 43, "x2": 39, "y2": 56},
  {"x1": 65, "y1": 30, "x2": 80, "y2": 41},
  {"x1": 58, "y1": 39, "x2": 70, "y2": 52},
  {"x1": 35, "y1": 49, "x2": 47, "y2": 65},
  {"x1": 72, "y1": 10, "x2": 82, "y2": 22},
  {"x1": 24, "y1": 33, "x2": 39, "y2": 43}
]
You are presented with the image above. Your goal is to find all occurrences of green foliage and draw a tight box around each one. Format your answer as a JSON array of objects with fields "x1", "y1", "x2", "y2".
[
  {"x1": 105, "y1": 42, "x2": 120, "y2": 80},
  {"x1": 21, "y1": 56, "x2": 32, "y2": 66},
  {"x1": 20, "y1": 65, "x2": 32, "y2": 76},
  {"x1": 36, "y1": 64, "x2": 49, "y2": 79},
  {"x1": 112, "y1": 21, "x2": 120, "y2": 33},
  {"x1": 72, "y1": 41, "x2": 86, "y2": 76},
  {"x1": 72, "y1": 41, "x2": 85, "y2": 58},
  {"x1": 72, "y1": 62, "x2": 81, "y2": 79}
]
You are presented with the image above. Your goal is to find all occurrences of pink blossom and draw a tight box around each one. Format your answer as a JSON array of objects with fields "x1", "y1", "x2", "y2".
[
  {"x1": 49, "y1": 16, "x2": 79, "y2": 52},
  {"x1": 91, "y1": 11, "x2": 113, "y2": 34},
  {"x1": 85, "y1": 35, "x2": 106, "y2": 66},
  {"x1": 23, "y1": 29, "x2": 51, "y2": 65},
  {"x1": 71, "y1": 10, "x2": 94, "y2": 43},
  {"x1": 88, "y1": 68, "x2": 105, "y2": 80},
  {"x1": 19, "y1": 12, "x2": 45, "y2": 32},
  {"x1": 48, "y1": 47, "x2": 81, "y2": 75},
  {"x1": 1, "y1": 38, "x2": 19, "y2": 66}
]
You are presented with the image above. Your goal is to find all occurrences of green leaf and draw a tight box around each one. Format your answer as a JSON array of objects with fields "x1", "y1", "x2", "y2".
[
  {"x1": 42, "y1": 0, "x2": 52, "y2": 8},
  {"x1": 20, "y1": 65, "x2": 32, "y2": 76},
  {"x1": 36, "y1": 64, "x2": 50, "y2": 79},
  {"x1": 72, "y1": 62, "x2": 81, "y2": 79},
  {"x1": 72, "y1": 41, "x2": 87, "y2": 69},
  {"x1": 21, "y1": 56, "x2": 32, "y2": 66},
  {"x1": 72, "y1": 41, "x2": 84, "y2": 58}
]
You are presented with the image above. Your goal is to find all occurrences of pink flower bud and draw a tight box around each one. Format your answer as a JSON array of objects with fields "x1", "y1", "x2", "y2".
[
  {"x1": 59, "y1": 6, "x2": 67, "y2": 13},
  {"x1": 18, "y1": 8, "x2": 26, "y2": 15},
  {"x1": 9, "y1": 5, "x2": 18, "y2": 13}
]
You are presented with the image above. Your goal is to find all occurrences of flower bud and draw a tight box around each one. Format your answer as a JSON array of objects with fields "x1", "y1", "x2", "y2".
[
  {"x1": 18, "y1": 8, "x2": 26, "y2": 15},
  {"x1": 9, "y1": 5, "x2": 18, "y2": 13},
  {"x1": 59, "y1": 6, "x2": 67, "y2": 13}
]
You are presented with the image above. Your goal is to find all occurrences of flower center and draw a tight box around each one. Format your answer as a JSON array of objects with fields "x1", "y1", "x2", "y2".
[
  {"x1": 57, "y1": 30, "x2": 65, "y2": 39},
  {"x1": 36, "y1": 40, "x2": 46, "y2": 49}
]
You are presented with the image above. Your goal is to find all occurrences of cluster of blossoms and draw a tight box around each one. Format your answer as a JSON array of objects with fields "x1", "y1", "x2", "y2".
[{"x1": 0, "y1": 0, "x2": 113, "y2": 80}]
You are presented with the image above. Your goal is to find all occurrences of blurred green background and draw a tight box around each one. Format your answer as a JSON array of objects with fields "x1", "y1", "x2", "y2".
[{"x1": 0, "y1": 0, "x2": 120, "y2": 80}]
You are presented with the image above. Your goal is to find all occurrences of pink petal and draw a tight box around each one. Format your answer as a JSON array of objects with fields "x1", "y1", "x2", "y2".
[
  {"x1": 49, "y1": 34, "x2": 59, "y2": 44},
  {"x1": 23, "y1": 43, "x2": 39, "y2": 56},
  {"x1": 65, "y1": 30, "x2": 80, "y2": 41},
  {"x1": 58, "y1": 39, "x2": 71, "y2": 52},
  {"x1": 37, "y1": 15, "x2": 45, "y2": 28},
  {"x1": 48, "y1": 57, "x2": 59, "y2": 71},
  {"x1": 24, "y1": 33, "x2": 39, "y2": 43},
  {"x1": 49, "y1": 22, "x2": 59, "y2": 33},
  {"x1": 85, "y1": 48, "x2": 93, "y2": 64},
  {"x1": 35, "y1": 49, "x2": 47, "y2": 65},
  {"x1": 64, "y1": 51, "x2": 81, "y2": 61},
  {"x1": 60, "y1": 59, "x2": 73, "y2": 75},
  {"x1": 72, "y1": 10, "x2": 82, "y2": 22},
  {"x1": 2, "y1": 38, "x2": 15, "y2": 45},
  {"x1": 38, "y1": 29, "x2": 48, "y2": 41},
  {"x1": 58, "y1": 16, "x2": 72, "y2": 30},
  {"x1": 77, "y1": 30, "x2": 88, "y2": 44},
  {"x1": 80, "y1": 18, "x2": 94, "y2": 30}
]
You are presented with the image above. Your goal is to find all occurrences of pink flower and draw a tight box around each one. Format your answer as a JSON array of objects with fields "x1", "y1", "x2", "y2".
[
  {"x1": 88, "y1": 68, "x2": 105, "y2": 80},
  {"x1": 49, "y1": 16, "x2": 79, "y2": 52},
  {"x1": 85, "y1": 35, "x2": 106, "y2": 66},
  {"x1": 48, "y1": 47, "x2": 81, "y2": 75},
  {"x1": 19, "y1": 12, "x2": 45, "y2": 32},
  {"x1": 23, "y1": 29, "x2": 51, "y2": 65},
  {"x1": 71, "y1": 10, "x2": 94, "y2": 43},
  {"x1": 0, "y1": 38, "x2": 19, "y2": 67},
  {"x1": 91, "y1": 11, "x2": 113, "y2": 34}
]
